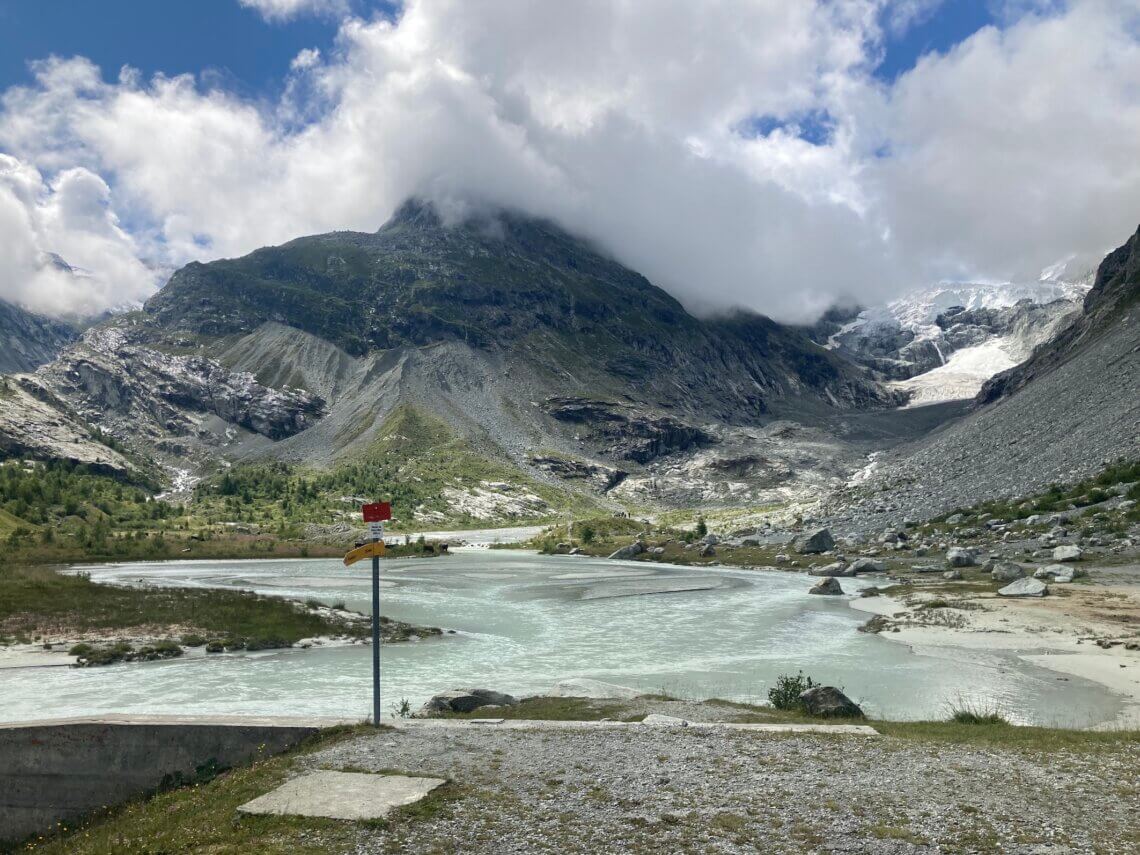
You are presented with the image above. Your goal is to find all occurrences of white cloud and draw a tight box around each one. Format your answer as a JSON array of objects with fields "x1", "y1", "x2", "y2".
[
  {"x1": 0, "y1": 153, "x2": 159, "y2": 317},
  {"x1": 239, "y1": 0, "x2": 348, "y2": 22},
  {"x1": 0, "y1": 0, "x2": 1138, "y2": 321}
]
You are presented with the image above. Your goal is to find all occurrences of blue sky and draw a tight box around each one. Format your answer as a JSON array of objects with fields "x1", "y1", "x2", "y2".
[
  {"x1": 0, "y1": 1, "x2": 391, "y2": 97},
  {"x1": 0, "y1": 1, "x2": 996, "y2": 100}
]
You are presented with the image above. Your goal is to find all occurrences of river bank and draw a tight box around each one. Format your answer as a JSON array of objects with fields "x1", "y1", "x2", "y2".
[{"x1": 849, "y1": 576, "x2": 1140, "y2": 729}]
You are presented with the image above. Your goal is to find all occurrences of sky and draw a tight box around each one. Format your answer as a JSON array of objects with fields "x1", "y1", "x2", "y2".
[{"x1": 0, "y1": 0, "x2": 1138, "y2": 321}]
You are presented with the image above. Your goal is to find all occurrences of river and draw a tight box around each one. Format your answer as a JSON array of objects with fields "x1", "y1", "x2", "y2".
[{"x1": 0, "y1": 551, "x2": 1120, "y2": 726}]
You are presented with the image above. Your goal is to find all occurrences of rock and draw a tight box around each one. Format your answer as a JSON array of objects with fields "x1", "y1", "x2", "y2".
[
  {"x1": 1035, "y1": 563, "x2": 1086, "y2": 582},
  {"x1": 943, "y1": 570, "x2": 962, "y2": 580},
  {"x1": 568, "y1": 547, "x2": 583, "y2": 555},
  {"x1": 809, "y1": 561, "x2": 850, "y2": 577},
  {"x1": 698, "y1": 543, "x2": 716, "y2": 558},
  {"x1": 1052, "y1": 545, "x2": 1084, "y2": 562},
  {"x1": 607, "y1": 542, "x2": 644, "y2": 560},
  {"x1": 701, "y1": 533, "x2": 721, "y2": 546},
  {"x1": 809, "y1": 577, "x2": 843, "y2": 595},
  {"x1": 990, "y1": 562, "x2": 1025, "y2": 583},
  {"x1": 418, "y1": 688, "x2": 518, "y2": 716},
  {"x1": 946, "y1": 547, "x2": 977, "y2": 567},
  {"x1": 796, "y1": 528, "x2": 835, "y2": 555},
  {"x1": 850, "y1": 557, "x2": 887, "y2": 574},
  {"x1": 774, "y1": 553, "x2": 790, "y2": 564},
  {"x1": 799, "y1": 686, "x2": 864, "y2": 718},
  {"x1": 649, "y1": 546, "x2": 665, "y2": 555},
  {"x1": 741, "y1": 537, "x2": 760, "y2": 547},
  {"x1": 945, "y1": 513, "x2": 964, "y2": 525},
  {"x1": 998, "y1": 578, "x2": 1049, "y2": 598}
]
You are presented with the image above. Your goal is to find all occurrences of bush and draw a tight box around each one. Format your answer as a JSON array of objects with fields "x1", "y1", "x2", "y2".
[
  {"x1": 180, "y1": 634, "x2": 207, "y2": 647},
  {"x1": 68, "y1": 642, "x2": 94, "y2": 657},
  {"x1": 205, "y1": 640, "x2": 224, "y2": 653},
  {"x1": 768, "y1": 671, "x2": 817, "y2": 711}
]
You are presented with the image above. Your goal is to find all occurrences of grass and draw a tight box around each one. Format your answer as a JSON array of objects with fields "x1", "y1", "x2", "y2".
[
  {"x1": 435, "y1": 696, "x2": 638, "y2": 722},
  {"x1": 0, "y1": 564, "x2": 366, "y2": 646}
]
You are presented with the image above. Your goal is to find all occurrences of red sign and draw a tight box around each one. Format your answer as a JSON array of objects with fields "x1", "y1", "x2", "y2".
[{"x1": 362, "y1": 502, "x2": 391, "y2": 522}]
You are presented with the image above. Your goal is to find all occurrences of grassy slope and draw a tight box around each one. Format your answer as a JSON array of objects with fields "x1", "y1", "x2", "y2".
[{"x1": 192, "y1": 406, "x2": 601, "y2": 531}]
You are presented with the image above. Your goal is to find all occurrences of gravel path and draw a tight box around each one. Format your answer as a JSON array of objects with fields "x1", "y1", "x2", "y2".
[{"x1": 301, "y1": 716, "x2": 1139, "y2": 853}]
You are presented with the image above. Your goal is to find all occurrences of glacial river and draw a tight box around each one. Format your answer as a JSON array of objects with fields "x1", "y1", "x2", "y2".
[{"x1": 0, "y1": 551, "x2": 1120, "y2": 726}]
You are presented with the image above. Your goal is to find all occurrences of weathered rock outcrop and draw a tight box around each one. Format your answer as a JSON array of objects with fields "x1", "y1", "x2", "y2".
[{"x1": 796, "y1": 528, "x2": 835, "y2": 555}]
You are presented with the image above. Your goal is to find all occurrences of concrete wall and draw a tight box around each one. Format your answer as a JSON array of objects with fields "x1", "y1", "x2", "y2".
[{"x1": 0, "y1": 717, "x2": 335, "y2": 846}]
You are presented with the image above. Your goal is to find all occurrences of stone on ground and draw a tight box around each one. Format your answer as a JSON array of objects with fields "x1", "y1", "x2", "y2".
[
  {"x1": 851, "y1": 557, "x2": 886, "y2": 574},
  {"x1": 796, "y1": 527, "x2": 834, "y2": 555},
  {"x1": 1052, "y1": 544, "x2": 1084, "y2": 562},
  {"x1": 607, "y1": 541, "x2": 644, "y2": 560},
  {"x1": 799, "y1": 686, "x2": 864, "y2": 718},
  {"x1": 809, "y1": 577, "x2": 843, "y2": 595},
  {"x1": 237, "y1": 770, "x2": 445, "y2": 821},
  {"x1": 998, "y1": 577, "x2": 1049, "y2": 598},
  {"x1": 809, "y1": 561, "x2": 850, "y2": 577},
  {"x1": 419, "y1": 688, "x2": 518, "y2": 716},
  {"x1": 990, "y1": 561, "x2": 1025, "y2": 583},
  {"x1": 946, "y1": 547, "x2": 977, "y2": 567}
]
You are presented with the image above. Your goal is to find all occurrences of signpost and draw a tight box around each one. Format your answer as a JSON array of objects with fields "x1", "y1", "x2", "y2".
[{"x1": 345, "y1": 501, "x2": 392, "y2": 726}]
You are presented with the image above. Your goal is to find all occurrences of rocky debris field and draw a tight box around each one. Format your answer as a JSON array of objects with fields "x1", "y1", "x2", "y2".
[{"x1": 302, "y1": 706, "x2": 1139, "y2": 854}]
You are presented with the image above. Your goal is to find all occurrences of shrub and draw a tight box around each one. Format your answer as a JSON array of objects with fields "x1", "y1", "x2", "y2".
[
  {"x1": 68, "y1": 642, "x2": 94, "y2": 657},
  {"x1": 768, "y1": 671, "x2": 817, "y2": 711},
  {"x1": 180, "y1": 634, "x2": 206, "y2": 647},
  {"x1": 205, "y1": 640, "x2": 224, "y2": 653}
]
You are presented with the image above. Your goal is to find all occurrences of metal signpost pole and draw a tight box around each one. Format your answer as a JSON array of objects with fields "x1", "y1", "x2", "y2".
[
  {"x1": 354, "y1": 502, "x2": 390, "y2": 727},
  {"x1": 371, "y1": 528, "x2": 381, "y2": 727}
]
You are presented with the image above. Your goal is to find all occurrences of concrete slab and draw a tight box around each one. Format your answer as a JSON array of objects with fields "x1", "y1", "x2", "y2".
[{"x1": 237, "y1": 770, "x2": 446, "y2": 821}]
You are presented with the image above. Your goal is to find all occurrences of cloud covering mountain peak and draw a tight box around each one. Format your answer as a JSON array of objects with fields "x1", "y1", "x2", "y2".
[{"x1": 1, "y1": 0, "x2": 1138, "y2": 321}]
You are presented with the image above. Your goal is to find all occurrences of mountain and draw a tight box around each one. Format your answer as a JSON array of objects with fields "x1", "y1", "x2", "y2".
[
  {"x1": 0, "y1": 299, "x2": 76, "y2": 374},
  {"x1": 822, "y1": 224, "x2": 1140, "y2": 530},
  {"x1": 0, "y1": 201, "x2": 910, "y2": 518},
  {"x1": 819, "y1": 278, "x2": 1088, "y2": 406}
]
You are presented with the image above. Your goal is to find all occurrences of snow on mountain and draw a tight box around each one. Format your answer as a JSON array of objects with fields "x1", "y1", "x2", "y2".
[{"x1": 829, "y1": 275, "x2": 1092, "y2": 407}]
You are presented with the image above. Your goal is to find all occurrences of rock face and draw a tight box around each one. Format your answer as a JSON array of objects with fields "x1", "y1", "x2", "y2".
[
  {"x1": 0, "y1": 299, "x2": 75, "y2": 374},
  {"x1": 946, "y1": 547, "x2": 977, "y2": 567},
  {"x1": 998, "y1": 578, "x2": 1049, "y2": 598},
  {"x1": 608, "y1": 542, "x2": 644, "y2": 560},
  {"x1": 796, "y1": 528, "x2": 835, "y2": 555},
  {"x1": 809, "y1": 577, "x2": 843, "y2": 595},
  {"x1": 544, "y1": 398, "x2": 714, "y2": 464},
  {"x1": 1052, "y1": 545, "x2": 1083, "y2": 562},
  {"x1": 799, "y1": 686, "x2": 864, "y2": 718},
  {"x1": 418, "y1": 689, "x2": 518, "y2": 716}
]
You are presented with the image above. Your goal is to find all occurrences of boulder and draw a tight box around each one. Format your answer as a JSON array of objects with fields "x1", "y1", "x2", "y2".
[
  {"x1": 809, "y1": 577, "x2": 843, "y2": 595},
  {"x1": 1035, "y1": 563, "x2": 1086, "y2": 583},
  {"x1": 799, "y1": 686, "x2": 864, "y2": 718},
  {"x1": 701, "y1": 533, "x2": 721, "y2": 546},
  {"x1": 851, "y1": 557, "x2": 887, "y2": 574},
  {"x1": 810, "y1": 561, "x2": 850, "y2": 577},
  {"x1": 946, "y1": 547, "x2": 977, "y2": 567},
  {"x1": 943, "y1": 570, "x2": 963, "y2": 581},
  {"x1": 998, "y1": 578, "x2": 1049, "y2": 598},
  {"x1": 774, "y1": 553, "x2": 790, "y2": 564},
  {"x1": 741, "y1": 537, "x2": 761, "y2": 547},
  {"x1": 698, "y1": 543, "x2": 716, "y2": 558},
  {"x1": 418, "y1": 688, "x2": 518, "y2": 716},
  {"x1": 1052, "y1": 545, "x2": 1083, "y2": 562},
  {"x1": 608, "y1": 541, "x2": 644, "y2": 560},
  {"x1": 990, "y1": 562, "x2": 1025, "y2": 583},
  {"x1": 649, "y1": 546, "x2": 665, "y2": 555},
  {"x1": 796, "y1": 528, "x2": 835, "y2": 555}
]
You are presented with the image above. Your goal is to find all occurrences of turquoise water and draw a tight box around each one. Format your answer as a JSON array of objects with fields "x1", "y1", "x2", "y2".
[{"x1": 0, "y1": 551, "x2": 1119, "y2": 726}]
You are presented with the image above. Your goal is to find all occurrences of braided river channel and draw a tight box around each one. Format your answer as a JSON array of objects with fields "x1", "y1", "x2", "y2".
[{"x1": 0, "y1": 550, "x2": 1120, "y2": 726}]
